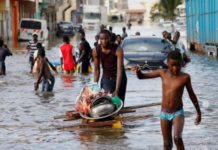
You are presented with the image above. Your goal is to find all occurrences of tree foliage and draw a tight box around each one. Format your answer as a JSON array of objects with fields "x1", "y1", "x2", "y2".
[{"x1": 150, "y1": 0, "x2": 183, "y2": 21}]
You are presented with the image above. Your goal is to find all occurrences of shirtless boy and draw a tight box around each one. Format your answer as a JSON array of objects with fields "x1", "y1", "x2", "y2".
[
  {"x1": 34, "y1": 47, "x2": 55, "y2": 92},
  {"x1": 132, "y1": 51, "x2": 201, "y2": 150}
]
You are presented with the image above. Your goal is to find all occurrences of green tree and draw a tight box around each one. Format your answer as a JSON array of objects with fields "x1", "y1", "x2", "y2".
[{"x1": 150, "y1": 0, "x2": 183, "y2": 21}]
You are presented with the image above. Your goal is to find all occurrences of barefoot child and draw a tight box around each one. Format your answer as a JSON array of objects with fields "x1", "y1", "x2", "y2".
[
  {"x1": 132, "y1": 51, "x2": 201, "y2": 150},
  {"x1": 34, "y1": 47, "x2": 55, "y2": 92}
]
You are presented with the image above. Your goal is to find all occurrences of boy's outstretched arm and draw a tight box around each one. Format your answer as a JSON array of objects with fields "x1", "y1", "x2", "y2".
[
  {"x1": 132, "y1": 65, "x2": 161, "y2": 79},
  {"x1": 185, "y1": 74, "x2": 201, "y2": 125}
]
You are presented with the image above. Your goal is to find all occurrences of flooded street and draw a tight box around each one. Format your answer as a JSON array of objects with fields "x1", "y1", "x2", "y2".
[{"x1": 1, "y1": 24, "x2": 218, "y2": 150}]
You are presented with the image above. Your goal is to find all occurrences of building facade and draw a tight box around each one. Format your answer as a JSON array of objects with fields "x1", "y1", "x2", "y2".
[
  {"x1": 0, "y1": 0, "x2": 11, "y2": 41},
  {"x1": 0, "y1": 0, "x2": 87, "y2": 45},
  {"x1": 0, "y1": 0, "x2": 36, "y2": 42},
  {"x1": 117, "y1": 0, "x2": 128, "y2": 10}
]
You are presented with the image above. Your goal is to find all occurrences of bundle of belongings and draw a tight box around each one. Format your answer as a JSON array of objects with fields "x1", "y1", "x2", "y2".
[{"x1": 75, "y1": 82, "x2": 123, "y2": 119}]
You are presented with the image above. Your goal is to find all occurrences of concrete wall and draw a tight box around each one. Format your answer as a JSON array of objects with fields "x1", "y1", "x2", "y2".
[
  {"x1": 0, "y1": 1, "x2": 6, "y2": 10},
  {"x1": 19, "y1": 0, "x2": 35, "y2": 19},
  {"x1": 0, "y1": 0, "x2": 6, "y2": 38},
  {"x1": 56, "y1": 0, "x2": 70, "y2": 22},
  {"x1": 86, "y1": 0, "x2": 100, "y2": 5},
  {"x1": 64, "y1": 0, "x2": 76, "y2": 22},
  {"x1": 0, "y1": 0, "x2": 11, "y2": 41}
]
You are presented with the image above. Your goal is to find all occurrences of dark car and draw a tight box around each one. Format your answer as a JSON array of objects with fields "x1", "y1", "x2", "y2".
[
  {"x1": 73, "y1": 24, "x2": 83, "y2": 33},
  {"x1": 121, "y1": 36, "x2": 173, "y2": 70},
  {"x1": 56, "y1": 21, "x2": 74, "y2": 37}
]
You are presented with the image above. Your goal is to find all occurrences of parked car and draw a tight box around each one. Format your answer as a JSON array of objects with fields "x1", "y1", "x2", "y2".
[
  {"x1": 56, "y1": 21, "x2": 74, "y2": 37},
  {"x1": 18, "y1": 18, "x2": 49, "y2": 41},
  {"x1": 121, "y1": 36, "x2": 173, "y2": 70},
  {"x1": 73, "y1": 23, "x2": 83, "y2": 33}
]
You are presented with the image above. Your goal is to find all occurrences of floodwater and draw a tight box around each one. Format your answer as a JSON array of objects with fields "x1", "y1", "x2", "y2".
[{"x1": 1, "y1": 23, "x2": 218, "y2": 150}]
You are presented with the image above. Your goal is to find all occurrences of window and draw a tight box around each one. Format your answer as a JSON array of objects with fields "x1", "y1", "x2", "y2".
[
  {"x1": 21, "y1": 20, "x2": 41, "y2": 29},
  {"x1": 84, "y1": 13, "x2": 101, "y2": 19}
]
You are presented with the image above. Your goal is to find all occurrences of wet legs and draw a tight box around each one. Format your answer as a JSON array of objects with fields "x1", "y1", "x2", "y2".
[
  {"x1": 160, "y1": 116, "x2": 185, "y2": 150},
  {"x1": 161, "y1": 119, "x2": 173, "y2": 150}
]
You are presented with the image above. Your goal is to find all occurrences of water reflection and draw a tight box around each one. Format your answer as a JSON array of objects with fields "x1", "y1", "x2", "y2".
[
  {"x1": 60, "y1": 71, "x2": 92, "y2": 88},
  {"x1": 77, "y1": 128, "x2": 128, "y2": 150},
  {"x1": 61, "y1": 74, "x2": 75, "y2": 88}
]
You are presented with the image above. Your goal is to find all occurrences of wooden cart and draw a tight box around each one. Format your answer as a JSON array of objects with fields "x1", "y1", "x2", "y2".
[{"x1": 54, "y1": 102, "x2": 161, "y2": 130}]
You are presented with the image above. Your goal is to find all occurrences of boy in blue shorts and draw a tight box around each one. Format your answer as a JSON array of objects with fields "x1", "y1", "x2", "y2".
[{"x1": 132, "y1": 51, "x2": 201, "y2": 150}]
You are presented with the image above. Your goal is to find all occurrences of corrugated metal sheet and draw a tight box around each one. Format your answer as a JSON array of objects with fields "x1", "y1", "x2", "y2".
[
  {"x1": 186, "y1": 0, "x2": 218, "y2": 45},
  {"x1": 216, "y1": 2, "x2": 218, "y2": 42}
]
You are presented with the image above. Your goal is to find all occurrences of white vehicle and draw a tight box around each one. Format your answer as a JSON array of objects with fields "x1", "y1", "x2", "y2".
[
  {"x1": 83, "y1": 5, "x2": 107, "y2": 30},
  {"x1": 18, "y1": 18, "x2": 49, "y2": 41}
]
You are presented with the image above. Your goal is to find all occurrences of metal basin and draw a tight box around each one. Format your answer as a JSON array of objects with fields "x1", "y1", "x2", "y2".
[
  {"x1": 79, "y1": 96, "x2": 123, "y2": 120},
  {"x1": 89, "y1": 103, "x2": 115, "y2": 118}
]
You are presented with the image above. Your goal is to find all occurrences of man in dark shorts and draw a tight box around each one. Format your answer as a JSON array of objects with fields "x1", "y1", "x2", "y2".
[
  {"x1": 77, "y1": 32, "x2": 92, "y2": 74},
  {"x1": 92, "y1": 30, "x2": 127, "y2": 103}
]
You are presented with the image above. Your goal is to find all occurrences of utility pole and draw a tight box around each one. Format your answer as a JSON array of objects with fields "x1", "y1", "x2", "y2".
[
  {"x1": 35, "y1": 0, "x2": 40, "y2": 19},
  {"x1": 5, "y1": 0, "x2": 10, "y2": 41}
]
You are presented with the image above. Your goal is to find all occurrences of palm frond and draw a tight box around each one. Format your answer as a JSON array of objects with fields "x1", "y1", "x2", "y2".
[{"x1": 150, "y1": 0, "x2": 184, "y2": 22}]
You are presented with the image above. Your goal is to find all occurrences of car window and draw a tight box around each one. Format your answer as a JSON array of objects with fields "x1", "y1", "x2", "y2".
[
  {"x1": 21, "y1": 21, "x2": 41, "y2": 29},
  {"x1": 61, "y1": 24, "x2": 72, "y2": 28},
  {"x1": 122, "y1": 38, "x2": 172, "y2": 52},
  {"x1": 59, "y1": 22, "x2": 72, "y2": 27},
  {"x1": 84, "y1": 13, "x2": 101, "y2": 19},
  {"x1": 60, "y1": 22, "x2": 71, "y2": 25}
]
